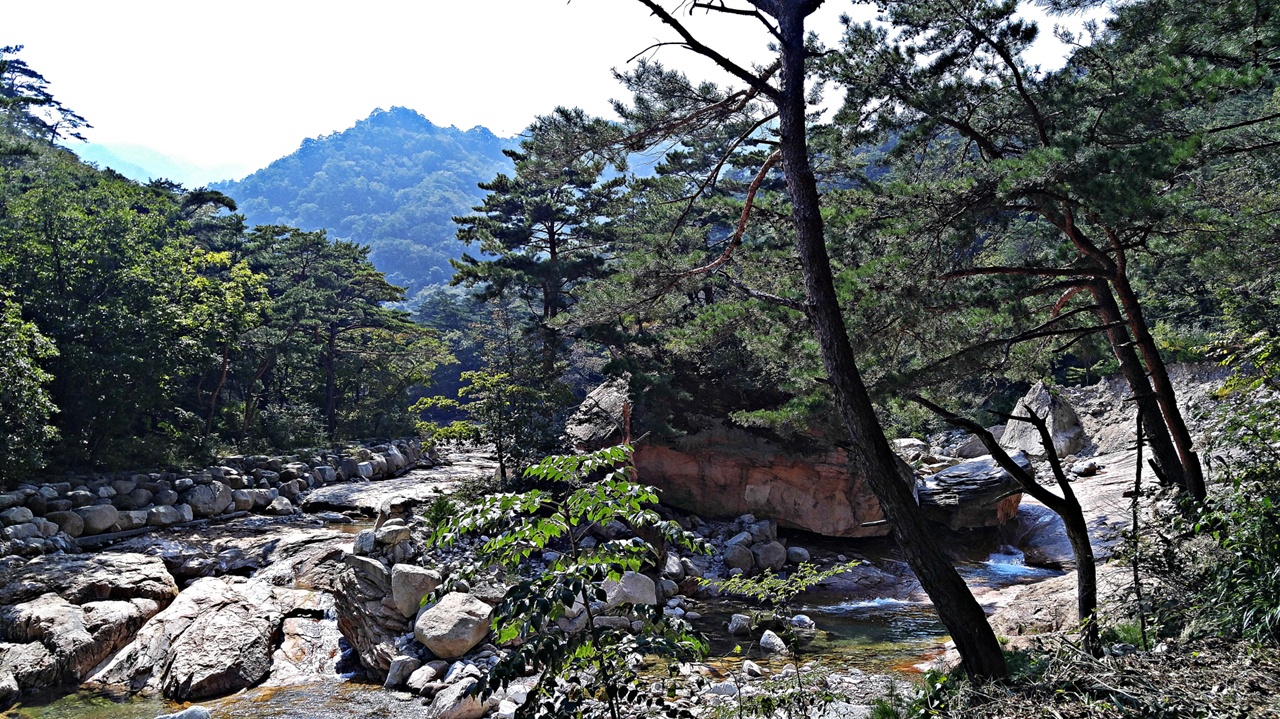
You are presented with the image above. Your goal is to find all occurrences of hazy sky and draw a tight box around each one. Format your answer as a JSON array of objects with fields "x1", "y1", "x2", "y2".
[{"x1": 5, "y1": 0, "x2": 1099, "y2": 181}]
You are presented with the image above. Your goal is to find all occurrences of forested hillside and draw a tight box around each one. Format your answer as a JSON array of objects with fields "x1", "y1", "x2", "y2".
[
  {"x1": 211, "y1": 107, "x2": 515, "y2": 295},
  {"x1": 0, "y1": 48, "x2": 451, "y2": 477}
]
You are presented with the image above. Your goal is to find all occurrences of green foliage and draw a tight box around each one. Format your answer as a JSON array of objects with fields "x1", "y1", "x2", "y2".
[
  {"x1": 703, "y1": 561, "x2": 862, "y2": 612},
  {"x1": 0, "y1": 293, "x2": 58, "y2": 486},
  {"x1": 428, "y1": 445, "x2": 708, "y2": 719},
  {"x1": 0, "y1": 45, "x2": 89, "y2": 142},
  {"x1": 213, "y1": 107, "x2": 515, "y2": 294}
]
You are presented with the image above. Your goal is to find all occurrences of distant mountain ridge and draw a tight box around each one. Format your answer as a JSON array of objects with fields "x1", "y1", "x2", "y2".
[
  {"x1": 72, "y1": 143, "x2": 252, "y2": 188},
  {"x1": 212, "y1": 107, "x2": 517, "y2": 294}
]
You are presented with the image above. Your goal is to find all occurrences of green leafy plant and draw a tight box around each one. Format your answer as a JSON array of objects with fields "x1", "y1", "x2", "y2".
[{"x1": 429, "y1": 444, "x2": 709, "y2": 718}]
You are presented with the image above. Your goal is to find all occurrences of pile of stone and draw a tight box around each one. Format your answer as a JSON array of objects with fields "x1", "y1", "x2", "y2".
[{"x1": 0, "y1": 439, "x2": 424, "y2": 559}]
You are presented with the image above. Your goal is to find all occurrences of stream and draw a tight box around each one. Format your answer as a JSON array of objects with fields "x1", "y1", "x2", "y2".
[{"x1": 2, "y1": 447, "x2": 1066, "y2": 719}]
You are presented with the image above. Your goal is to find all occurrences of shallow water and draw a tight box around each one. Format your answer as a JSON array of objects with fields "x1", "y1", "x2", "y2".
[{"x1": 7, "y1": 543, "x2": 1059, "y2": 719}]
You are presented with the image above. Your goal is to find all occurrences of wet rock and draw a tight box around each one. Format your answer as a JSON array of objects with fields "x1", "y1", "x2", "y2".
[
  {"x1": 264, "y1": 616, "x2": 341, "y2": 686},
  {"x1": 728, "y1": 614, "x2": 752, "y2": 636},
  {"x1": 155, "y1": 707, "x2": 212, "y2": 719},
  {"x1": 786, "y1": 546, "x2": 810, "y2": 565},
  {"x1": 391, "y1": 564, "x2": 442, "y2": 619},
  {"x1": 414, "y1": 592, "x2": 494, "y2": 659},
  {"x1": 742, "y1": 660, "x2": 765, "y2": 677}
]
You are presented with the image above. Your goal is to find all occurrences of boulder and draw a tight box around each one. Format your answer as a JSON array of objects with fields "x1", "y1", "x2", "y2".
[
  {"x1": 723, "y1": 544, "x2": 754, "y2": 571},
  {"x1": 383, "y1": 655, "x2": 421, "y2": 689},
  {"x1": 265, "y1": 496, "x2": 295, "y2": 515},
  {"x1": 413, "y1": 592, "x2": 494, "y2": 659},
  {"x1": 1000, "y1": 381, "x2": 1085, "y2": 458},
  {"x1": 148, "y1": 505, "x2": 185, "y2": 527},
  {"x1": 0, "y1": 552, "x2": 178, "y2": 606},
  {"x1": 752, "y1": 541, "x2": 787, "y2": 572},
  {"x1": 892, "y1": 438, "x2": 929, "y2": 464},
  {"x1": 786, "y1": 546, "x2": 810, "y2": 565},
  {"x1": 602, "y1": 571, "x2": 657, "y2": 608},
  {"x1": 954, "y1": 426, "x2": 1005, "y2": 458},
  {"x1": 728, "y1": 613, "x2": 752, "y2": 636},
  {"x1": 113, "y1": 509, "x2": 149, "y2": 531},
  {"x1": 182, "y1": 481, "x2": 234, "y2": 518},
  {"x1": 76, "y1": 504, "x2": 119, "y2": 535},
  {"x1": 427, "y1": 676, "x2": 488, "y2": 719},
  {"x1": 88, "y1": 577, "x2": 282, "y2": 700},
  {"x1": 918, "y1": 453, "x2": 1028, "y2": 530},
  {"x1": 759, "y1": 629, "x2": 787, "y2": 654},
  {"x1": 334, "y1": 559, "x2": 411, "y2": 674},
  {"x1": 391, "y1": 564, "x2": 442, "y2": 619},
  {"x1": 44, "y1": 510, "x2": 84, "y2": 538},
  {"x1": 0, "y1": 506, "x2": 33, "y2": 526},
  {"x1": 0, "y1": 593, "x2": 161, "y2": 689},
  {"x1": 564, "y1": 374, "x2": 630, "y2": 451},
  {"x1": 631, "y1": 420, "x2": 917, "y2": 537}
]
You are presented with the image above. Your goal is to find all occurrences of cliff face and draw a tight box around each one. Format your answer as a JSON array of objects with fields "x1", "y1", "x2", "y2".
[{"x1": 632, "y1": 422, "x2": 909, "y2": 538}]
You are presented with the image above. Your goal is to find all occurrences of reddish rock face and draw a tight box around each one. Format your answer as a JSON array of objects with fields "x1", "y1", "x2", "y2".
[{"x1": 632, "y1": 424, "x2": 908, "y2": 538}]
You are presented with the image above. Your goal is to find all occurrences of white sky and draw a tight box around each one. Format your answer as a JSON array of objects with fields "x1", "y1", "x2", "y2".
[{"x1": 4, "y1": 0, "x2": 1097, "y2": 181}]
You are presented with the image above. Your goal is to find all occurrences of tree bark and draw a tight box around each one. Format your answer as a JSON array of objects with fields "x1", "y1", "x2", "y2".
[
  {"x1": 770, "y1": 1, "x2": 1008, "y2": 681},
  {"x1": 1110, "y1": 272, "x2": 1205, "y2": 500},
  {"x1": 1090, "y1": 283, "x2": 1185, "y2": 487}
]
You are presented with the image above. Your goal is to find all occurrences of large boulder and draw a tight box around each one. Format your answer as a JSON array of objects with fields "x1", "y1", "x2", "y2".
[
  {"x1": 632, "y1": 421, "x2": 917, "y2": 537},
  {"x1": 413, "y1": 592, "x2": 494, "y2": 659},
  {"x1": 602, "y1": 571, "x2": 658, "y2": 609},
  {"x1": 0, "y1": 553, "x2": 176, "y2": 697},
  {"x1": 918, "y1": 453, "x2": 1028, "y2": 530},
  {"x1": 564, "y1": 374, "x2": 631, "y2": 451},
  {"x1": 334, "y1": 554, "x2": 409, "y2": 674},
  {"x1": 0, "y1": 552, "x2": 178, "y2": 606},
  {"x1": 182, "y1": 481, "x2": 234, "y2": 518},
  {"x1": 391, "y1": 564, "x2": 442, "y2": 619},
  {"x1": 75, "y1": 504, "x2": 119, "y2": 535},
  {"x1": 87, "y1": 576, "x2": 284, "y2": 700},
  {"x1": 1000, "y1": 382, "x2": 1085, "y2": 458}
]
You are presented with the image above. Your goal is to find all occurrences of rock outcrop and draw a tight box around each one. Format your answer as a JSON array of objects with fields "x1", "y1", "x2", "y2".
[
  {"x1": 87, "y1": 576, "x2": 292, "y2": 700},
  {"x1": 0, "y1": 553, "x2": 177, "y2": 699},
  {"x1": 1000, "y1": 381, "x2": 1085, "y2": 458},
  {"x1": 632, "y1": 422, "x2": 916, "y2": 537},
  {"x1": 918, "y1": 453, "x2": 1028, "y2": 530}
]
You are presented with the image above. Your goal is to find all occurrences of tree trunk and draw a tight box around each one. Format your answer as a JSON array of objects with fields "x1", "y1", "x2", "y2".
[
  {"x1": 773, "y1": 3, "x2": 1008, "y2": 682},
  {"x1": 1110, "y1": 272, "x2": 1205, "y2": 500},
  {"x1": 1090, "y1": 283, "x2": 1185, "y2": 487},
  {"x1": 324, "y1": 327, "x2": 338, "y2": 440}
]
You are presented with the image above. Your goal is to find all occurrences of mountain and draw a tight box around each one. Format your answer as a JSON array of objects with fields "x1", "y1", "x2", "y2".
[
  {"x1": 212, "y1": 107, "x2": 517, "y2": 294},
  {"x1": 71, "y1": 143, "x2": 251, "y2": 188}
]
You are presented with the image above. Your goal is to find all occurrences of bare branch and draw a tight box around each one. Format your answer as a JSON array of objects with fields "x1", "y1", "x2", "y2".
[{"x1": 633, "y1": 0, "x2": 780, "y2": 100}]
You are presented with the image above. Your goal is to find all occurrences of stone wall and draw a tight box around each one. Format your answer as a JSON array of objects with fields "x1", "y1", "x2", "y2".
[{"x1": 0, "y1": 439, "x2": 427, "y2": 560}]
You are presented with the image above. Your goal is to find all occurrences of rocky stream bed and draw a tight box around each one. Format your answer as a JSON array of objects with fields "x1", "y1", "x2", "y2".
[{"x1": 0, "y1": 365, "x2": 1228, "y2": 719}]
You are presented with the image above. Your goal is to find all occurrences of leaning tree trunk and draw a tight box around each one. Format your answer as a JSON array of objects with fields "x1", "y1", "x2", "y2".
[
  {"x1": 773, "y1": 4, "x2": 1008, "y2": 682},
  {"x1": 1091, "y1": 283, "x2": 1186, "y2": 488}
]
